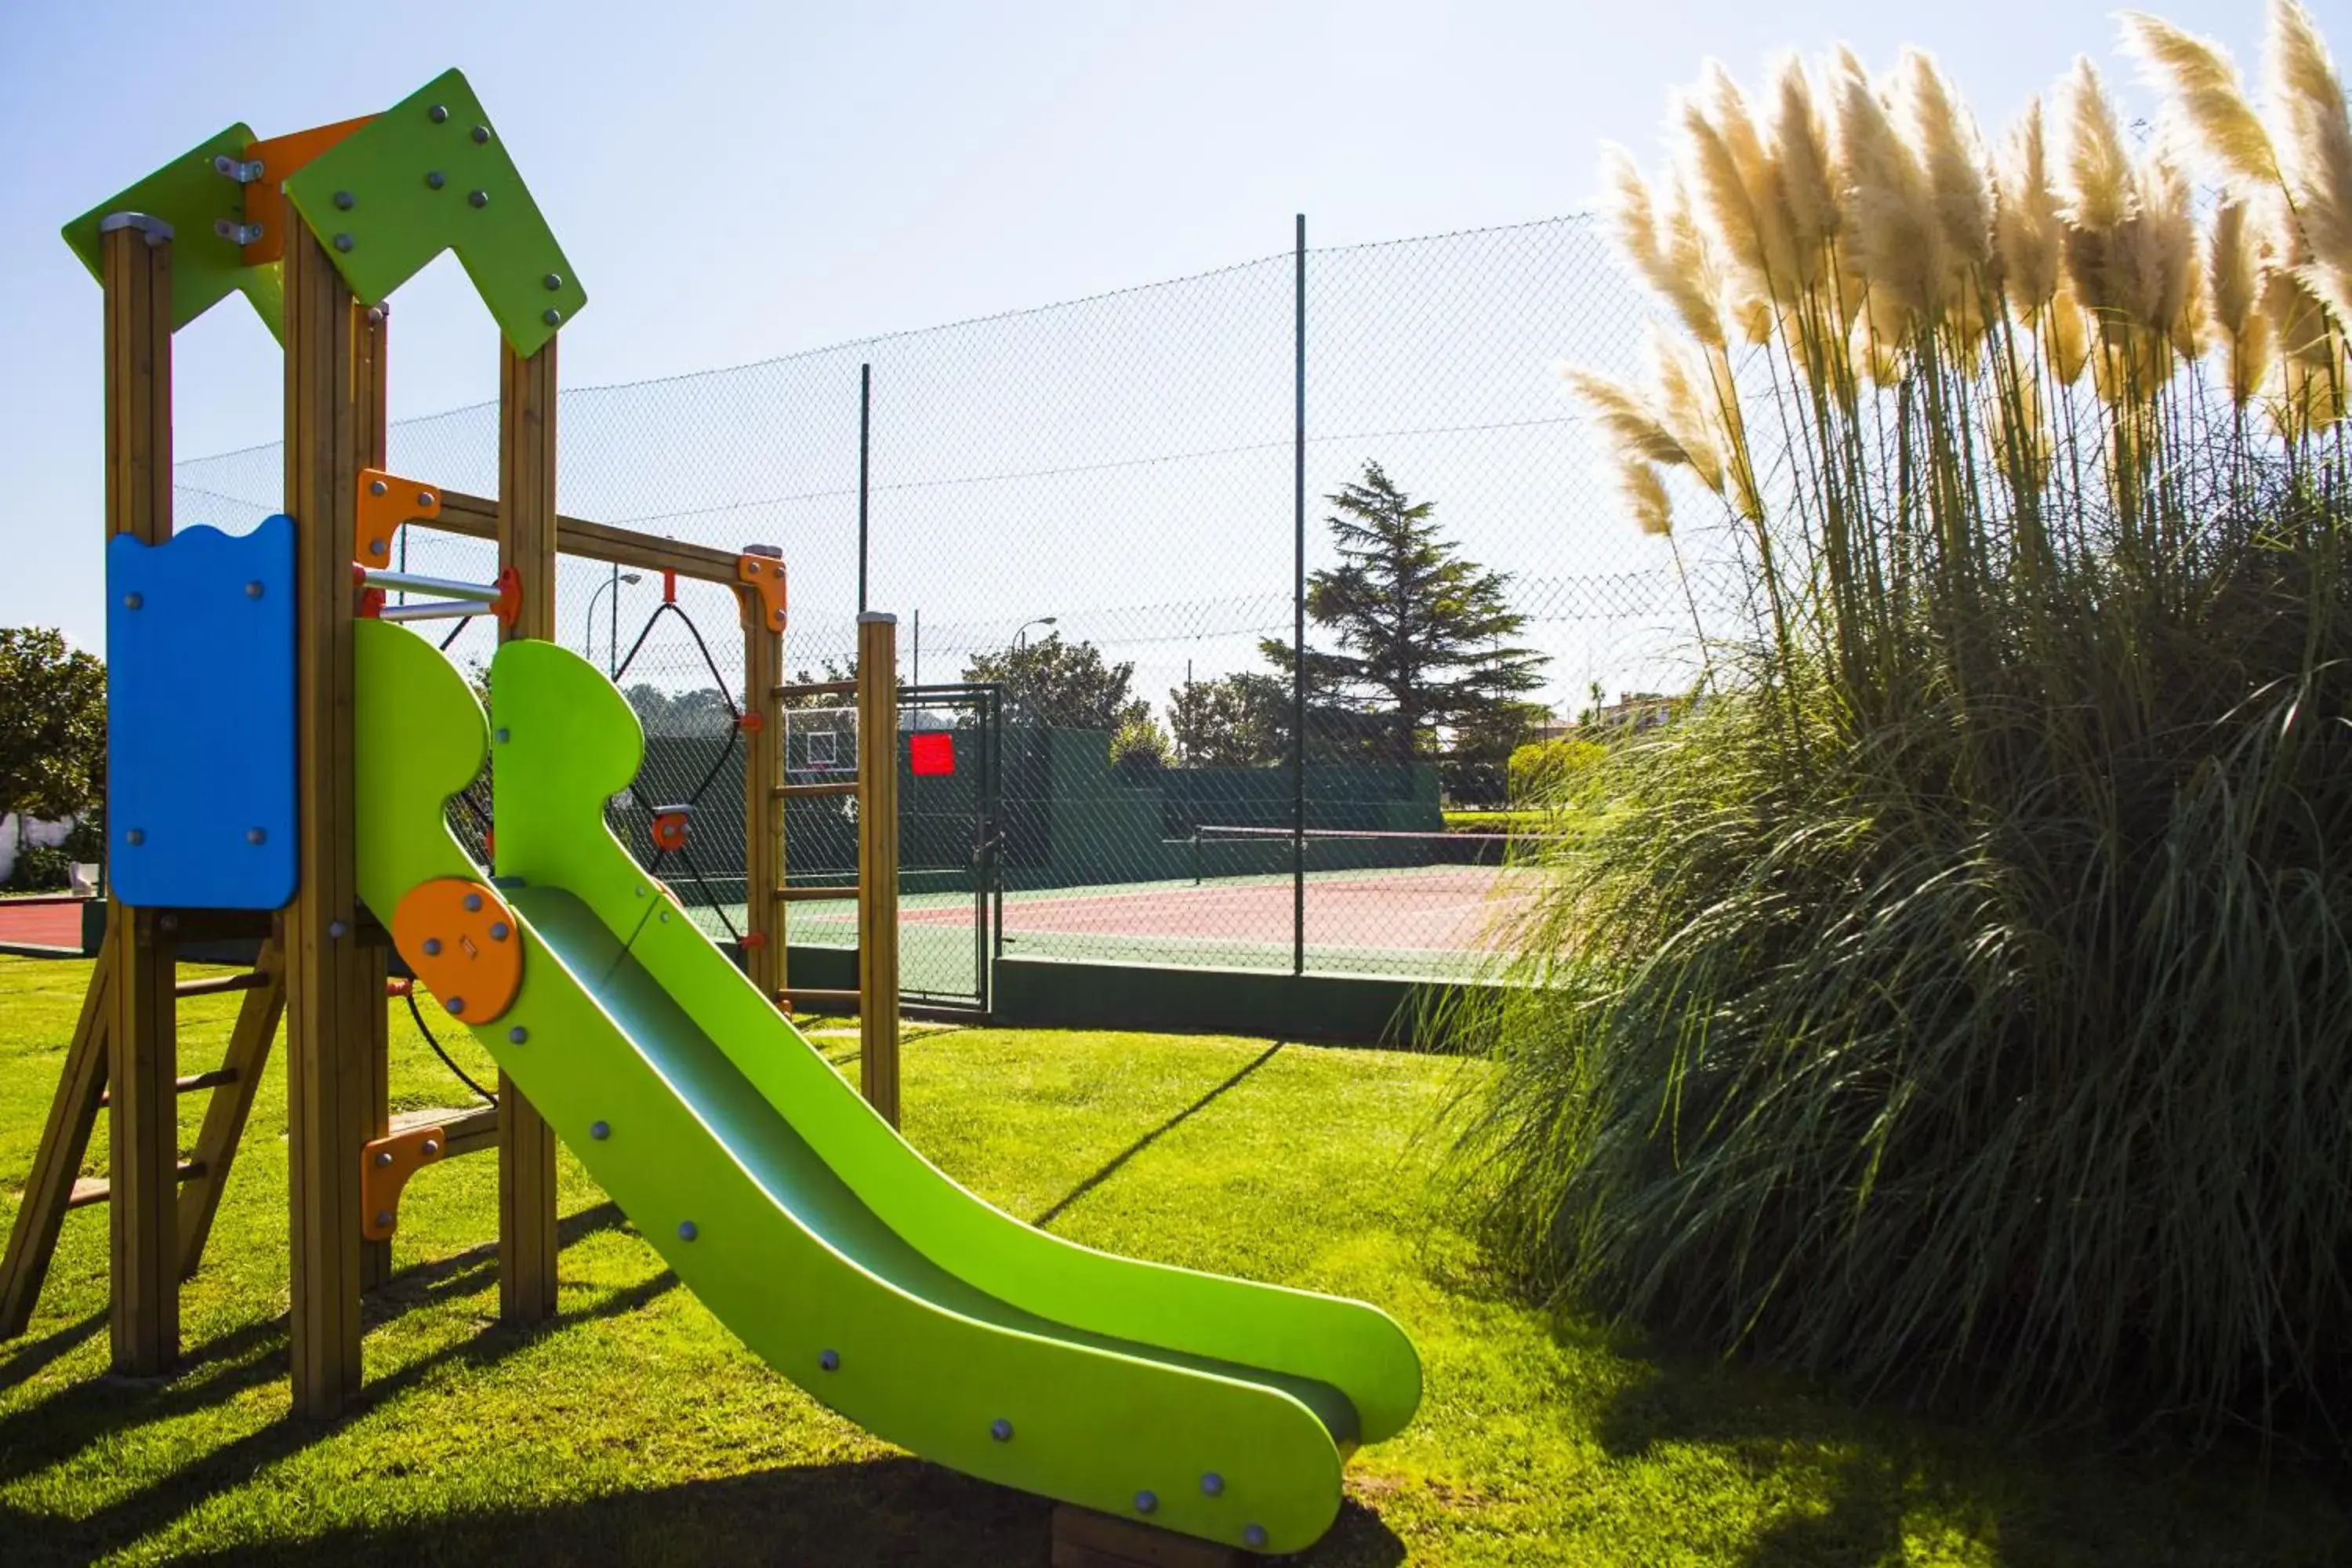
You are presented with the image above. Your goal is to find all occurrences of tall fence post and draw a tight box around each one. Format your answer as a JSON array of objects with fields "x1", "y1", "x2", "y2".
[
  {"x1": 1292, "y1": 212, "x2": 1308, "y2": 978},
  {"x1": 858, "y1": 362, "x2": 872, "y2": 615}
]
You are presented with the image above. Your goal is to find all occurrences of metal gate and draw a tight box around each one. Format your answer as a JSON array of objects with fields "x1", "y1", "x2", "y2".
[{"x1": 895, "y1": 681, "x2": 1001, "y2": 1015}]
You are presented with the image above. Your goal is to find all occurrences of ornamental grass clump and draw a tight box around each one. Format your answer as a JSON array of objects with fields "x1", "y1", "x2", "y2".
[{"x1": 1466, "y1": 2, "x2": 2352, "y2": 1438}]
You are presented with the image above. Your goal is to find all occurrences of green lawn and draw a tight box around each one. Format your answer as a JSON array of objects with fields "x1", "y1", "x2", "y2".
[{"x1": 2, "y1": 953, "x2": 2347, "y2": 1566}]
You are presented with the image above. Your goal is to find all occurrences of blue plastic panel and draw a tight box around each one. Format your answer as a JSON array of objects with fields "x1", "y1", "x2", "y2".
[{"x1": 107, "y1": 517, "x2": 297, "y2": 909}]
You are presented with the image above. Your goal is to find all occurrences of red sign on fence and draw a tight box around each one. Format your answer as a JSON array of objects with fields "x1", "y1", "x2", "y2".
[{"x1": 909, "y1": 731, "x2": 955, "y2": 777}]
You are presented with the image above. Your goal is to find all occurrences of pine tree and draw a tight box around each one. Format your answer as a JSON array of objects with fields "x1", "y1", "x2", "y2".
[{"x1": 1261, "y1": 463, "x2": 1547, "y2": 764}]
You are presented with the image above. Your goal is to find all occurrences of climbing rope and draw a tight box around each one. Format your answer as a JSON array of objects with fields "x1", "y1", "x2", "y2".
[{"x1": 611, "y1": 594, "x2": 749, "y2": 945}]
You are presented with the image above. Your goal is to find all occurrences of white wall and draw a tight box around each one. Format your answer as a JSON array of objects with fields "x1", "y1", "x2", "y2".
[{"x1": 0, "y1": 814, "x2": 76, "y2": 884}]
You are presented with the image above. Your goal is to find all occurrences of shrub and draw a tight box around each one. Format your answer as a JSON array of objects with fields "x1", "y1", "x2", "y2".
[
  {"x1": 1505, "y1": 738, "x2": 1606, "y2": 807},
  {"x1": 1463, "y1": 4, "x2": 2352, "y2": 1442},
  {"x1": 1108, "y1": 715, "x2": 1172, "y2": 779},
  {"x1": 5, "y1": 842, "x2": 72, "y2": 893}
]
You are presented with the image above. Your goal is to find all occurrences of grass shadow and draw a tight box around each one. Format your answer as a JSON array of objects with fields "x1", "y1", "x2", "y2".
[
  {"x1": 1033, "y1": 1042, "x2": 1286, "y2": 1229},
  {"x1": 0, "y1": 1309, "x2": 103, "y2": 1397}
]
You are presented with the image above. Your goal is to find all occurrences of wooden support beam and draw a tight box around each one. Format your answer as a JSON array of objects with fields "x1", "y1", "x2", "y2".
[
  {"x1": 857, "y1": 613, "x2": 901, "y2": 1126},
  {"x1": 283, "y1": 221, "x2": 373, "y2": 1417},
  {"x1": 0, "y1": 924, "x2": 115, "y2": 1338},
  {"x1": 742, "y1": 588, "x2": 783, "y2": 1008},
  {"x1": 98, "y1": 1067, "x2": 240, "y2": 1106},
  {"x1": 101, "y1": 219, "x2": 181, "y2": 1377},
  {"x1": 495, "y1": 335, "x2": 561, "y2": 1327},
  {"x1": 776, "y1": 988, "x2": 862, "y2": 1008},
  {"x1": 175, "y1": 937, "x2": 285, "y2": 1280},
  {"x1": 392, "y1": 1104, "x2": 501, "y2": 1159},
  {"x1": 357, "y1": 302, "x2": 394, "y2": 1296},
  {"x1": 424, "y1": 488, "x2": 743, "y2": 583},
  {"x1": 110, "y1": 905, "x2": 180, "y2": 1373},
  {"x1": 1050, "y1": 1507, "x2": 1245, "y2": 1568},
  {"x1": 778, "y1": 884, "x2": 859, "y2": 902},
  {"x1": 70, "y1": 1160, "x2": 206, "y2": 1211},
  {"x1": 172, "y1": 971, "x2": 269, "y2": 998},
  {"x1": 775, "y1": 781, "x2": 859, "y2": 800}
]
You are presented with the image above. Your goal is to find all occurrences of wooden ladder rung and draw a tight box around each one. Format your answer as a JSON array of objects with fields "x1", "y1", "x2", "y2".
[
  {"x1": 774, "y1": 781, "x2": 859, "y2": 799},
  {"x1": 174, "y1": 971, "x2": 268, "y2": 999},
  {"x1": 67, "y1": 1159, "x2": 205, "y2": 1210},
  {"x1": 773, "y1": 678, "x2": 859, "y2": 701},
  {"x1": 99, "y1": 1067, "x2": 238, "y2": 1108},
  {"x1": 777, "y1": 988, "x2": 861, "y2": 1006},
  {"x1": 777, "y1": 885, "x2": 858, "y2": 902}
]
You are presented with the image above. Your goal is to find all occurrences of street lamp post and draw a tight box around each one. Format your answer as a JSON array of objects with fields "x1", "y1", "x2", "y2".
[
  {"x1": 584, "y1": 570, "x2": 644, "y2": 675},
  {"x1": 1013, "y1": 615, "x2": 1058, "y2": 652}
]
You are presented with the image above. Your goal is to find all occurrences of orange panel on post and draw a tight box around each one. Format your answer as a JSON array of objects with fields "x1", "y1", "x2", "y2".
[
  {"x1": 360, "y1": 1123, "x2": 446, "y2": 1242},
  {"x1": 355, "y1": 468, "x2": 444, "y2": 568},
  {"x1": 738, "y1": 551, "x2": 786, "y2": 632},
  {"x1": 391, "y1": 878, "x2": 524, "y2": 1024},
  {"x1": 236, "y1": 116, "x2": 376, "y2": 266}
]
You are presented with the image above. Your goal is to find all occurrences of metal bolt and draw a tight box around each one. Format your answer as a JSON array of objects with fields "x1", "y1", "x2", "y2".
[
  {"x1": 160, "y1": 914, "x2": 177, "y2": 932},
  {"x1": 247, "y1": 827, "x2": 267, "y2": 844},
  {"x1": 328, "y1": 920, "x2": 348, "y2": 938},
  {"x1": 468, "y1": 190, "x2": 488, "y2": 209},
  {"x1": 123, "y1": 592, "x2": 143, "y2": 610},
  {"x1": 1200, "y1": 1473, "x2": 1225, "y2": 1497},
  {"x1": 368, "y1": 538, "x2": 386, "y2": 556},
  {"x1": 508, "y1": 1025, "x2": 528, "y2": 1044},
  {"x1": 746, "y1": 561, "x2": 762, "y2": 575},
  {"x1": 990, "y1": 1419, "x2": 1013, "y2": 1442},
  {"x1": 376, "y1": 1210, "x2": 394, "y2": 1228},
  {"x1": 634, "y1": 886, "x2": 646, "y2": 898},
  {"x1": 245, "y1": 580, "x2": 267, "y2": 600},
  {"x1": 464, "y1": 892, "x2": 484, "y2": 913},
  {"x1": 418, "y1": 490, "x2": 435, "y2": 508},
  {"x1": 428, "y1": 103, "x2": 449, "y2": 122},
  {"x1": 543, "y1": 272, "x2": 563, "y2": 290},
  {"x1": 659, "y1": 910, "x2": 670, "y2": 923},
  {"x1": 126, "y1": 829, "x2": 145, "y2": 846},
  {"x1": 446, "y1": 996, "x2": 466, "y2": 1015},
  {"x1": 471, "y1": 125, "x2": 490, "y2": 143},
  {"x1": 677, "y1": 1221, "x2": 699, "y2": 1242},
  {"x1": 423, "y1": 938, "x2": 443, "y2": 956},
  {"x1": 543, "y1": 308, "x2": 562, "y2": 327},
  {"x1": 818, "y1": 1349, "x2": 840, "y2": 1371},
  {"x1": 421, "y1": 1139, "x2": 439, "y2": 1156},
  {"x1": 367, "y1": 306, "x2": 386, "y2": 325},
  {"x1": 590, "y1": 1120, "x2": 609, "y2": 1141},
  {"x1": 371, "y1": 478, "x2": 389, "y2": 495},
  {"x1": 489, "y1": 921, "x2": 510, "y2": 941},
  {"x1": 1243, "y1": 1525, "x2": 1267, "y2": 1549},
  {"x1": 333, "y1": 233, "x2": 354, "y2": 252},
  {"x1": 495, "y1": 727, "x2": 511, "y2": 744},
  {"x1": 426, "y1": 170, "x2": 446, "y2": 190},
  {"x1": 1133, "y1": 1492, "x2": 1157, "y2": 1515},
  {"x1": 333, "y1": 191, "x2": 354, "y2": 210},
  {"x1": 375, "y1": 1151, "x2": 394, "y2": 1167}
]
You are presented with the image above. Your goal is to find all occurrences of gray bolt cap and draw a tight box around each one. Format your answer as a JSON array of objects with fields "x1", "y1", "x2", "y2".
[
  {"x1": 376, "y1": 1210, "x2": 394, "y2": 1227},
  {"x1": 375, "y1": 1151, "x2": 394, "y2": 1167},
  {"x1": 333, "y1": 191, "x2": 354, "y2": 209},
  {"x1": 677, "y1": 1221, "x2": 699, "y2": 1241},
  {"x1": 247, "y1": 827, "x2": 267, "y2": 844},
  {"x1": 508, "y1": 1025, "x2": 528, "y2": 1044},
  {"x1": 818, "y1": 1348, "x2": 840, "y2": 1371},
  {"x1": 423, "y1": 938, "x2": 442, "y2": 956},
  {"x1": 1133, "y1": 1491, "x2": 1157, "y2": 1515},
  {"x1": 990, "y1": 1419, "x2": 1012, "y2": 1441},
  {"x1": 126, "y1": 829, "x2": 145, "y2": 846},
  {"x1": 1200, "y1": 1472, "x2": 1225, "y2": 1497},
  {"x1": 446, "y1": 996, "x2": 466, "y2": 1015},
  {"x1": 370, "y1": 478, "x2": 388, "y2": 495},
  {"x1": 428, "y1": 103, "x2": 449, "y2": 122},
  {"x1": 123, "y1": 592, "x2": 143, "y2": 609},
  {"x1": 246, "y1": 580, "x2": 265, "y2": 598},
  {"x1": 590, "y1": 1121, "x2": 609, "y2": 1140},
  {"x1": 426, "y1": 171, "x2": 446, "y2": 189},
  {"x1": 332, "y1": 233, "x2": 354, "y2": 252},
  {"x1": 469, "y1": 190, "x2": 488, "y2": 208},
  {"x1": 1243, "y1": 1524, "x2": 1268, "y2": 1548}
]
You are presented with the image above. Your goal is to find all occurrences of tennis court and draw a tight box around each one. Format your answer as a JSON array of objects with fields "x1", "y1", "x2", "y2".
[{"x1": 699, "y1": 851, "x2": 1537, "y2": 991}]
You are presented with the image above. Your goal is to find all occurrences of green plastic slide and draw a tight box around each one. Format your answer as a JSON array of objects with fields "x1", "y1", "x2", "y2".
[{"x1": 351, "y1": 621, "x2": 1420, "y2": 1554}]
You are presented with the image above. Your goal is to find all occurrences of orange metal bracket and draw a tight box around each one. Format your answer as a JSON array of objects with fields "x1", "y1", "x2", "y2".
[
  {"x1": 491, "y1": 566, "x2": 524, "y2": 632},
  {"x1": 738, "y1": 551, "x2": 786, "y2": 633},
  {"x1": 234, "y1": 115, "x2": 377, "y2": 266},
  {"x1": 651, "y1": 808, "x2": 691, "y2": 853},
  {"x1": 738, "y1": 710, "x2": 765, "y2": 734},
  {"x1": 391, "y1": 877, "x2": 524, "y2": 1024},
  {"x1": 357, "y1": 468, "x2": 445, "y2": 568},
  {"x1": 361, "y1": 1122, "x2": 446, "y2": 1241}
]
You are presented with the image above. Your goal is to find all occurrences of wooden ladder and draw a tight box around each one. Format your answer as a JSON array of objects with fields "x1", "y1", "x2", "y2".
[{"x1": 0, "y1": 909, "x2": 286, "y2": 1341}]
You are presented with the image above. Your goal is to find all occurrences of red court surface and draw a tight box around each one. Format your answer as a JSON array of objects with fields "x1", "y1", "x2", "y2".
[
  {"x1": 901, "y1": 866, "x2": 1531, "y2": 955},
  {"x1": 0, "y1": 898, "x2": 85, "y2": 951}
]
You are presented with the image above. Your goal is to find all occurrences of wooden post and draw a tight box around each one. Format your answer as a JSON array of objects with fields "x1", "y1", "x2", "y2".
[
  {"x1": 856, "y1": 613, "x2": 900, "y2": 1124},
  {"x1": 282, "y1": 221, "x2": 373, "y2": 1417},
  {"x1": 496, "y1": 336, "x2": 561, "y2": 1325},
  {"x1": 742, "y1": 601, "x2": 783, "y2": 1006},
  {"x1": 100, "y1": 217, "x2": 180, "y2": 1376},
  {"x1": 355, "y1": 302, "x2": 395, "y2": 1293}
]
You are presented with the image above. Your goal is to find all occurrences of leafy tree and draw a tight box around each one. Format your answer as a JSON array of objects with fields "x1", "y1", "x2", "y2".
[
  {"x1": 1167, "y1": 672, "x2": 1288, "y2": 767},
  {"x1": 1261, "y1": 462, "x2": 1548, "y2": 764},
  {"x1": 965, "y1": 633, "x2": 1147, "y2": 733},
  {"x1": 1446, "y1": 699, "x2": 1552, "y2": 805},
  {"x1": 1108, "y1": 714, "x2": 1173, "y2": 779},
  {"x1": 0, "y1": 627, "x2": 107, "y2": 841}
]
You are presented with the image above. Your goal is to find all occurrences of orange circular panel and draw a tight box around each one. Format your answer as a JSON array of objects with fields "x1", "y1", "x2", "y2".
[{"x1": 392, "y1": 877, "x2": 524, "y2": 1024}]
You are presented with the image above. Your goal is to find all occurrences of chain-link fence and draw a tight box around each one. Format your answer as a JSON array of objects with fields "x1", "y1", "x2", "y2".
[{"x1": 175, "y1": 214, "x2": 1749, "y2": 985}]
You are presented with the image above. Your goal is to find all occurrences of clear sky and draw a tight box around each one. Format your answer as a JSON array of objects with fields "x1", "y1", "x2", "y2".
[{"x1": 0, "y1": 0, "x2": 2265, "y2": 655}]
